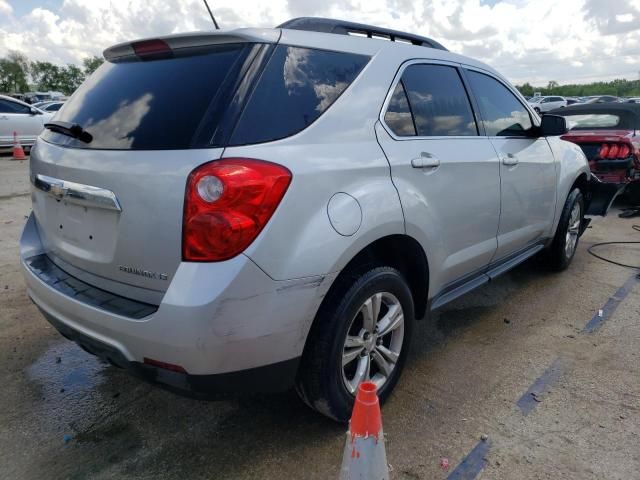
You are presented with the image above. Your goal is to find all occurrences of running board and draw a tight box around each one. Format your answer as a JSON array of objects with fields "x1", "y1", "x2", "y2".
[
  {"x1": 430, "y1": 244, "x2": 544, "y2": 311},
  {"x1": 485, "y1": 244, "x2": 544, "y2": 280}
]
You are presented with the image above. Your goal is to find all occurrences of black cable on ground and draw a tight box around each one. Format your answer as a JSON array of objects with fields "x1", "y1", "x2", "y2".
[{"x1": 587, "y1": 224, "x2": 640, "y2": 271}]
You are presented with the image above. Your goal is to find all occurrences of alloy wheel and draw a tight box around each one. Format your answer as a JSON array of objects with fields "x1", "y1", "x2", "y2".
[{"x1": 341, "y1": 292, "x2": 405, "y2": 395}]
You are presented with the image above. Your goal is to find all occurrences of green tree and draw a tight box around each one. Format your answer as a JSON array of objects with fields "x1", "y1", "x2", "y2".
[
  {"x1": 61, "y1": 64, "x2": 84, "y2": 93},
  {"x1": 30, "y1": 61, "x2": 63, "y2": 91},
  {"x1": 516, "y1": 82, "x2": 534, "y2": 97},
  {"x1": 82, "y1": 55, "x2": 104, "y2": 76},
  {"x1": 30, "y1": 61, "x2": 86, "y2": 95},
  {"x1": 0, "y1": 51, "x2": 30, "y2": 93}
]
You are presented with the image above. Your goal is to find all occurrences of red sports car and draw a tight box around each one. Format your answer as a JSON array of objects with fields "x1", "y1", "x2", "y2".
[{"x1": 552, "y1": 103, "x2": 640, "y2": 203}]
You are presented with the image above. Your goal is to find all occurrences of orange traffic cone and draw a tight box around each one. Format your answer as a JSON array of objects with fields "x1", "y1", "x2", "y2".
[
  {"x1": 12, "y1": 131, "x2": 26, "y2": 160},
  {"x1": 339, "y1": 382, "x2": 389, "y2": 480}
]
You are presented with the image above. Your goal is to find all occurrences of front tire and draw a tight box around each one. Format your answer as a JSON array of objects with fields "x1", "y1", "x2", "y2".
[
  {"x1": 296, "y1": 266, "x2": 414, "y2": 422},
  {"x1": 547, "y1": 188, "x2": 584, "y2": 271}
]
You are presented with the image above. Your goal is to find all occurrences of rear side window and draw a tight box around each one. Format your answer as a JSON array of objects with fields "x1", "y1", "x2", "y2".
[
  {"x1": 390, "y1": 64, "x2": 477, "y2": 137},
  {"x1": 384, "y1": 82, "x2": 416, "y2": 136},
  {"x1": 229, "y1": 46, "x2": 369, "y2": 145},
  {"x1": 42, "y1": 44, "x2": 253, "y2": 150},
  {"x1": 467, "y1": 71, "x2": 533, "y2": 136}
]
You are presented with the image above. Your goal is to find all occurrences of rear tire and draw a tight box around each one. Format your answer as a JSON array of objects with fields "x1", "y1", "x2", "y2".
[
  {"x1": 295, "y1": 266, "x2": 414, "y2": 422},
  {"x1": 546, "y1": 188, "x2": 584, "y2": 271}
]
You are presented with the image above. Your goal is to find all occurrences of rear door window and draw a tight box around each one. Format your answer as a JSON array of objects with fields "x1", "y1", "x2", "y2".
[
  {"x1": 383, "y1": 81, "x2": 416, "y2": 136},
  {"x1": 42, "y1": 44, "x2": 254, "y2": 150},
  {"x1": 391, "y1": 64, "x2": 478, "y2": 137},
  {"x1": 229, "y1": 46, "x2": 369, "y2": 145},
  {"x1": 466, "y1": 71, "x2": 533, "y2": 136}
]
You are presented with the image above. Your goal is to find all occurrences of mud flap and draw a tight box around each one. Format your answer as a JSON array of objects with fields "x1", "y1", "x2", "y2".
[{"x1": 585, "y1": 174, "x2": 625, "y2": 216}]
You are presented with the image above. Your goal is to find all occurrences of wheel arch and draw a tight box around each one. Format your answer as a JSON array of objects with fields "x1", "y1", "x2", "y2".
[{"x1": 312, "y1": 234, "x2": 430, "y2": 330}]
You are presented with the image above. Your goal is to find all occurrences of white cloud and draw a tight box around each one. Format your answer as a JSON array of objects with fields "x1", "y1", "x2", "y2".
[
  {"x1": 0, "y1": 0, "x2": 639, "y2": 86},
  {"x1": 0, "y1": 0, "x2": 11, "y2": 15}
]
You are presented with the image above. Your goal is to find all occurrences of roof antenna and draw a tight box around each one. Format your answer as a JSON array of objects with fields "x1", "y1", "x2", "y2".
[{"x1": 202, "y1": 0, "x2": 220, "y2": 30}]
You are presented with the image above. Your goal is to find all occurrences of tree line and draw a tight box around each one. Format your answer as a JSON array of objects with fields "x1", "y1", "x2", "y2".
[
  {"x1": 515, "y1": 78, "x2": 640, "y2": 98},
  {"x1": 0, "y1": 51, "x2": 104, "y2": 95}
]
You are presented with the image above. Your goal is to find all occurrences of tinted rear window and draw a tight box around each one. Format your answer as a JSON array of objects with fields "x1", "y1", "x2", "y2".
[
  {"x1": 397, "y1": 64, "x2": 477, "y2": 137},
  {"x1": 229, "y1": 46, "x2": 369, "y2": 145},
  {"x1": 42, "y1": 44, "x2": 252, "y2": 150}
]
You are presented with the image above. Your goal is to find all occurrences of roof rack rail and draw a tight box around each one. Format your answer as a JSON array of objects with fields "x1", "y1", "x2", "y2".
[{"x1": 277, "y1": 17, "x2": 448, "y2": 51}]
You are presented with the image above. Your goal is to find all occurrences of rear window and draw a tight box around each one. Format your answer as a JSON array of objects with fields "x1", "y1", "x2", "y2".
[
  {"x1": 564, "y1": 114, "x2": 621, "y2": 130},
  {"x1": 228, "y1": 46, "x2": 369, "y2": 145},
  {"x1": 42, "y1": 44, "x2": 253, "y2": 150}
]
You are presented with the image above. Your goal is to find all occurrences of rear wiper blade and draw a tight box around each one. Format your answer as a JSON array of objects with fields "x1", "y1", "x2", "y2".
[{"x1": 44, "y1": 120, "x2": 93, "y2": 143}]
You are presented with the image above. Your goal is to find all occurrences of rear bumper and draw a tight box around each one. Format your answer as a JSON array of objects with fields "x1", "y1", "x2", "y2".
[
  {"x1": 20, "y1": 213, "x2": 333, "y2": 393},
  {"x1": 37, "y1": 307, "x2": 299, "y2": 396},
  {"x1": 585, "y1": 174, "x2": 626, "y2": 216}
]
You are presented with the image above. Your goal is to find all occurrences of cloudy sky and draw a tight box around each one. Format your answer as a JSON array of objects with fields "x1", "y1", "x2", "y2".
[{"x1": 1, "y1": 0, "x2": 639, "y2": 86}]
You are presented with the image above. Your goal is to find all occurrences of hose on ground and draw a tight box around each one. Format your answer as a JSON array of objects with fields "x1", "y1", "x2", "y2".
[{"x1": 587, "y1": 224, "x2": 640, "y2": 271}]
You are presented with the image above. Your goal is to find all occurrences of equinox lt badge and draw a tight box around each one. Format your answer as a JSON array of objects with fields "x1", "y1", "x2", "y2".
[{"x1": 118, "y1": 265, "x2": 168, "y2": 281}]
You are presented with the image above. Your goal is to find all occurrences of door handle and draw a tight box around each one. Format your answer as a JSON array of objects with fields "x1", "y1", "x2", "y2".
[
  {"x1": 501, "y1": 153, "x2": 519, "y2": 166},
  {"x1": 411, "y1": 152, "x2": 440, "y2": 169},
  {"x1": 0, "y1": 116, "x2": 8, "y2": 120}
]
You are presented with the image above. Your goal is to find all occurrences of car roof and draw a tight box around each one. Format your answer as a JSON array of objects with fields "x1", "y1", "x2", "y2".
[
  {"x1": 104, "y1": 20, "x2": 504, "y2": 83},
  {"x1": 0, "y1": 94, "x2": 33, "y2": 108}
]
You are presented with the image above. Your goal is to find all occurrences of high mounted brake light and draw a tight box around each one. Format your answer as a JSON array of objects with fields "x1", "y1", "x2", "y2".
[
  {"x1": 132, "y1": 39, "x2": 172, "y2": 58},
  {"x1": 182, "y1": 159, "x2": 291, "y2": 262}
]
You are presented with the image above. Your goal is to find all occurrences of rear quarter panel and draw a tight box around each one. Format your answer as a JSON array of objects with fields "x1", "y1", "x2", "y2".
[{"x1": 223, "y1": 40, "x2": 410, "y2": 281}]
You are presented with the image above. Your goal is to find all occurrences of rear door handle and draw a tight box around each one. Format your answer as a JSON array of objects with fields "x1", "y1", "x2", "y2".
[
  {"x1": 502, "y1": 155, "x2": 518, "y2": 166},
  {"x1": 411, "y1": 152, "x2": 440, "y2": 169},
  {"x1": 0, "y1": 116, "x2": 8, "y2": 120}
]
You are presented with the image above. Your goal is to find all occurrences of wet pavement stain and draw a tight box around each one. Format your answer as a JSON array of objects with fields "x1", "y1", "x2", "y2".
[
  {"x1": 28, "y1": 341, "x2": 107, "y2": 397},
  {"x1": 26, "y1": 341, "x2": 111, "y2": 433}
]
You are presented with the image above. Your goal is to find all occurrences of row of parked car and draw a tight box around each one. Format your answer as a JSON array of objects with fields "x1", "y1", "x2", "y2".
[{"x1": 526, "y1": 94, "x2": 640, "y2": 114}]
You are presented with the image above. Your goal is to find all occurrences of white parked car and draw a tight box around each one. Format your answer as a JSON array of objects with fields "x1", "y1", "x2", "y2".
[
  {"x1": 528, "y1": 96, "x2": 567, "y2": 114},
  {"x1": 0, "y1": 94, "x2": 53, "y2": 148}
]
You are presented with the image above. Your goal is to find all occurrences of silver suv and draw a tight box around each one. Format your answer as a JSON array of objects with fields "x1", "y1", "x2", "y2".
[{"x1": 20, "y1": 18, "x2": 616, "y2": 421}]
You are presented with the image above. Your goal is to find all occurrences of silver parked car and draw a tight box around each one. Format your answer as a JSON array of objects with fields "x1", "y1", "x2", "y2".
[{"x1": 20, "y1": 18, "x2": 616, "y2": 421}]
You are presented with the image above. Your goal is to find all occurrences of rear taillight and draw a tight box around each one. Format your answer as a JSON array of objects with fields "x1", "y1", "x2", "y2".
[
  {"x1": 182, "y1": 158, "x2": 291, "y2": 262},
  {"x1": 597, "y1": 142, "x2": 632, "y2": 160}
]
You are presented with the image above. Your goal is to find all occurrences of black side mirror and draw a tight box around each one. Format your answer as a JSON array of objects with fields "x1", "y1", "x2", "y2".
[{"x1": 540, "y1": 114, "x2": 568, "y2": 136}]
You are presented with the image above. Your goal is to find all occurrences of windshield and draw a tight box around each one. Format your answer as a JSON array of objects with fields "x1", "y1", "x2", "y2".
[
  {"x1": 564, "y1": 114, "x2": 621, "y2": 130},
  {"x1": 528, "y1": 97, "x2": 541, "y2": 103}
]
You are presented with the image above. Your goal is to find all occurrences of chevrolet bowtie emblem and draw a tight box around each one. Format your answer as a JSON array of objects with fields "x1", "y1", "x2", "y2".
[{"x1": 49, "y1": 183, "x2": 68, "y2": 200}]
